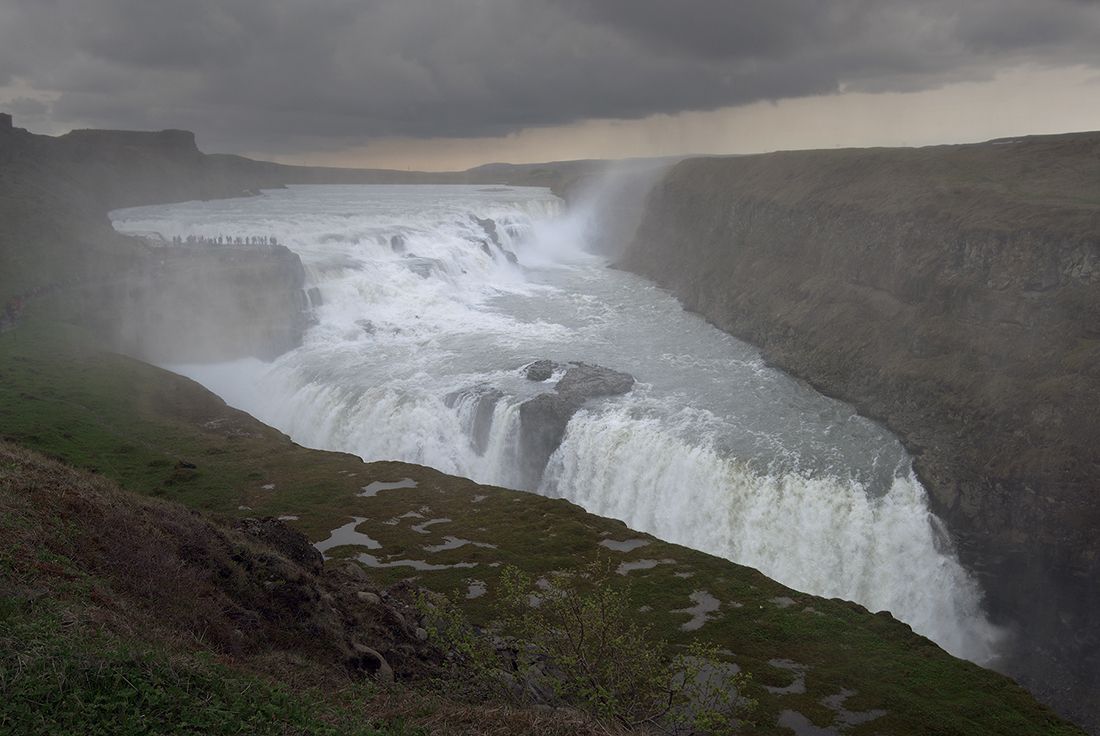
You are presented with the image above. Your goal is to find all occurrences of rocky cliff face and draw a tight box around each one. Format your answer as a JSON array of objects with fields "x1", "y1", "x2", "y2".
[
  {"x1": 1, "y1": 122, "x2": 317, "y2": 361},
  {"x1": 619, "y1": 133, "x2": 1100, "y2": 731},
  {"x1": 78, "y1": 245, "x2": 312, "y2": 363},
  {"x1": 1, "y1": 118, "x2": 611, "y2": 362}
]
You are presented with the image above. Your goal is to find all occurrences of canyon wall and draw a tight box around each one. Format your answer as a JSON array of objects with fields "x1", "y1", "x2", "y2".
[
  {"x1": 2, "y1": 120, "x2": 606, "y2": 362},
  {"x1": 1, "y1": 125, "x2": 319, "y2": 360},
  {"x1": 74, "y1": 245, "x2": 310, "y2": 363},
  {"x1": 619, "y1": 133, "x2": 1100, "y2": 729}
]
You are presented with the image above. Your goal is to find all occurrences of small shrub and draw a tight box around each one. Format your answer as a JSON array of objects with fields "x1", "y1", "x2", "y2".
[
  {"x1": 429, "y1": 561, "x2": 755, "y2": 734},
  {"x1": 416, "y1": 591, "x2": 511, "y2": 702}
]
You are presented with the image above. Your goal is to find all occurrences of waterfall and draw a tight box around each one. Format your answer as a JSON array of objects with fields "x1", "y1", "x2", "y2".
[{"x1": 111, "y1": 183, "x2": 1003, "y2": 665}]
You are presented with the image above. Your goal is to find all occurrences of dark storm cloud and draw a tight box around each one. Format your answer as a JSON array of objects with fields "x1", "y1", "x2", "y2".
[{"x1": 1, "y1": 0, "x2": 1098, "y2": 153}]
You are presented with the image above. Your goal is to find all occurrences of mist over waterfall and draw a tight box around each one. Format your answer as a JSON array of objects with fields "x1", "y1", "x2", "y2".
[{"x1": 112, "y1": 183, "x2": 1003, "y2": 664}]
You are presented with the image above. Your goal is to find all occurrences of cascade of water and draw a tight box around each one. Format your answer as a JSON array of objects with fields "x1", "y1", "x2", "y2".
[
  {"x1": 111, "y1": 184, "x2": 1002, "y2": 665},
  {"x1": 541, "y1": 406, "x2": 1001, "y2": 662}
]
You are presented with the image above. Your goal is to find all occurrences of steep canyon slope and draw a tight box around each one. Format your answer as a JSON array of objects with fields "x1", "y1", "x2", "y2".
[{"x1": 620, "y1": 133, "x2": 1100, "y2": 730}]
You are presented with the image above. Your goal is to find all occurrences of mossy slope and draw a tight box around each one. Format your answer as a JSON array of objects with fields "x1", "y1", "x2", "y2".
[{"x1": 0, "y1": 316, "x2": 1080, "y2": 735}]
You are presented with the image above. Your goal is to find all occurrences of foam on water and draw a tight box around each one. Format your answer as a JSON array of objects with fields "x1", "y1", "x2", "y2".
[
  {"x1": 111, "y1": 184, "x2": 1002, "y2": 664},
  {"x1": 543, "y1": 406, "x2": 999, "y2": 660}
]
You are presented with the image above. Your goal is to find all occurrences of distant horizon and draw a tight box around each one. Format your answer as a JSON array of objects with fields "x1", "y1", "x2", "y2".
[
  {"x1": 9, "y1": 106, "x2": 1099, "y2": 175},
  {"x1": 5, "y1": 2, "x2": 1099, "y2": 169},
  {"x1": 228, "y1": 65, "x2": 1100, "y2": 170}
]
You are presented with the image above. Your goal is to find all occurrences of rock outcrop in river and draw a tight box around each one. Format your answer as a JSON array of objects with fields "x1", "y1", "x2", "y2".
[
  {"x1": 520, "y1": 361, "x2": 635, "y2": 486},
  {"x1": 619, "y1": 132, "x2": 1100, "y2": 731}
]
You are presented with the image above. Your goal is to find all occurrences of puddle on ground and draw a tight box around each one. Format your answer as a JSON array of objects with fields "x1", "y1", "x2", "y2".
[
  {"x1": 411, "y1": 518, "x2": 451, "y2": 534},
  {"x1": 775, "y1": 687, "x2": 887, "y2": 735},
  {"x1": 423, "y1": 536, "x2": 498, "y2": 553},
  {"x1": 680, "y1": 655, "x2": 742, "y2": 687},
  {"x1": 765, "y1": 659, "x2": 808, "y2": 695},
  {"x1": 355, "y1": 552, "x2": 478, "y2": 571},
  {"x1": 359, "y1": 478, "x2": 418, "y2": 497},
  {"x1": 466, "y1": 580, "x2": 487, "y2": 599},
  {"x1": 261, "y1": 483, "x2": 276, "y2": 490},
  {"x1": 277, "y1": 515, "x2": 299, "y2": 521},
  {"x1": 617, "y1": 558, "x2": 676, "y2": 575},
  {"x1": 599, "y1": 538, "x2": 650, "y2": 553},
  {"x1": 777, "y1": 711, "x2": 838, "y2": 736},
  {"x1": 676, "y1": 591, "x2": 720, "y2": 631},
  {"x1": 313, "y1": 517, "x2": 382, "y2": 558},
  {"x1": 822, "y1": 690, "x2": 887, "y2": 727}
]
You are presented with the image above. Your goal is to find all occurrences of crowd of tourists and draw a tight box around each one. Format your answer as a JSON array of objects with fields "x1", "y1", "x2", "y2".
[{"x1": 169, "y1": 234, "x2": 279, "y2": 247}]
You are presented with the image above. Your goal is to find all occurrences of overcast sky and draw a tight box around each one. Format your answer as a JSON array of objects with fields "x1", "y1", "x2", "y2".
[{"x1": 2, "y1": 0, "x2": 1099, "y2": 169}]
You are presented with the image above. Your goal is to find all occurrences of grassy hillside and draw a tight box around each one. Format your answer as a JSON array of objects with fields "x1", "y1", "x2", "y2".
[
  {"x1": 0, "y1": 441, "x2": 618, "y2": 736},
  {"x1": 0, "y1": 119, "x2": 1084, "y2": 733},
  {"x1": 0, "y1": 307, "x2": 1081, "y2": 734}
]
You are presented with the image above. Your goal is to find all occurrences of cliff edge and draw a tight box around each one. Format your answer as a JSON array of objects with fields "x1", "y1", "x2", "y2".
[{"x1": 620, "y1": 133, "x2": 1100, "y2": 730}]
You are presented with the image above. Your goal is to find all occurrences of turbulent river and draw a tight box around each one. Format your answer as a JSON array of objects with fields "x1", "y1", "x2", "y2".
[{"x1": 112, "y1": 184, "x2": 1002, "y2": 663}]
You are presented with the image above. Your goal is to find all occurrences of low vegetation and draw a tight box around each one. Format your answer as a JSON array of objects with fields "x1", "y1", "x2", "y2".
[{"x1": 0, "y1": 308, "x2": 1083, "y2": 734}]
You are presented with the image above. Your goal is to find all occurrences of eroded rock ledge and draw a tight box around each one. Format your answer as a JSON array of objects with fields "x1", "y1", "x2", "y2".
[{"x1": 519, "y1": 361, "x2": 635, "y2": 486}]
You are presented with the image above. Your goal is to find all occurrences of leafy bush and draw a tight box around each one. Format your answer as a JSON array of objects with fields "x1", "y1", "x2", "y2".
[
  {"x1": 421, "y1": 562, "x2": 755, "y2": 734},
  {"x1": 498, "y1": 562, "x2": 755, "y2": 734}
]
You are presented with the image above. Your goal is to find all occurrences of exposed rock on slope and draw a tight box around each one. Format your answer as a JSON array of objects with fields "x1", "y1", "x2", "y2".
[
  {"x1": 0, "y1": 442, "x2": 441, "y2": 683},
  {"x1": 0, "y1": 442, "x2": 628, "y2": 735},
  {"x1": 619, "y1": 132, "x2": 1100, "y2": 731}
]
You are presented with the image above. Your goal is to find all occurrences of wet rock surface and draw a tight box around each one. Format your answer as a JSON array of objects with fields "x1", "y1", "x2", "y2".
[
  {"x1": 471, "y1": 215, "x2": 519, "y2": 263},
  {"x1": 474, "y1": 216, "x2": 501, "y2": 247},
  {"x1": 524, "y1": 359, "x2": 559, "y2": 382},
  {"x1": 519, "y1": 361, "x2": 635, "y2": 487},
  {"x1": 445, "y1": 385, "x2": 505, "y2": 455},
  {"x1": 554, "y1": 362, "x2": 635, "y2": 402}
]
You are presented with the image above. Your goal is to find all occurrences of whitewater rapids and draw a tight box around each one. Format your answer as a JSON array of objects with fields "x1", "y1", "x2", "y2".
[{"x1": 112, "y1": 184, "x2": 1002, "y2": 663}]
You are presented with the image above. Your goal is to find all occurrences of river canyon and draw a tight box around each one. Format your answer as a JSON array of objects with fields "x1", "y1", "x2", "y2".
[{"x1": 112, "y1": 183, "x2": 1004, "y2": 667}]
